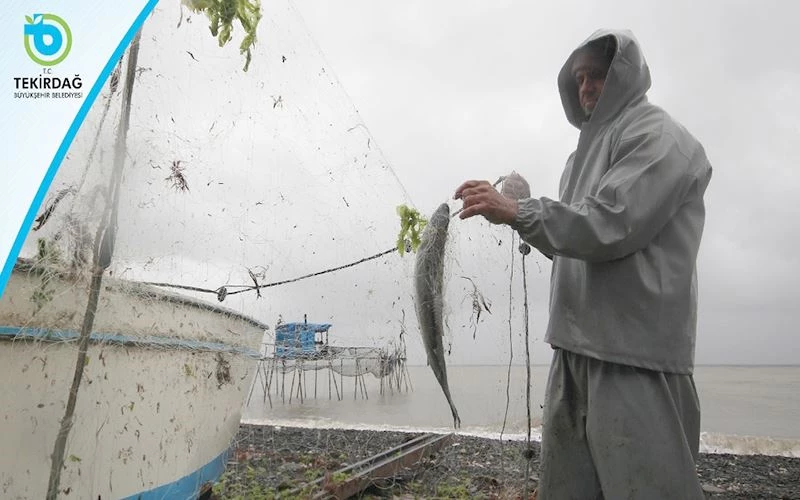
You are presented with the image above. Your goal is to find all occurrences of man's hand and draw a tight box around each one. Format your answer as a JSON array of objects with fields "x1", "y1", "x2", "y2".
[{"x1": 454, "y1": 180, "x2": 519, "y2": 224}]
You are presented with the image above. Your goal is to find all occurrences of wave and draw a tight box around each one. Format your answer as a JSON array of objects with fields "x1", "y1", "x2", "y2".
[
  {"x1": 242, "y1": 418, "x2": 800, "y2": 458},
  {"x1": 699, "y1": 432, "x2": 800, "y2": 458}
]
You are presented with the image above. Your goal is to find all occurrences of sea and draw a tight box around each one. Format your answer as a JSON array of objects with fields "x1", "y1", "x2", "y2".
[{"x1": 242, "y1": 364, "x2": 800, "y2": 458}]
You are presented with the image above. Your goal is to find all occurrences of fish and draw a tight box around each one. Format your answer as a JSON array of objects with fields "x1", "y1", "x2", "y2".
[{"x1": 414, "y1": 202, "x2": 461, "y2": 429}]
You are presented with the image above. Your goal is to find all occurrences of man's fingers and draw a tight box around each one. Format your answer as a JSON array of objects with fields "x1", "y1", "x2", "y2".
[
  {"x1": 458, "y1": 184, "x2": 494, "y2": 202},
  {"x1": 454, "y1": 180, "x2": 489, "y2": 199},
  {"x1": 460, "y1": 191, "x2": 486, "y2": 211},
  {"x1": 455, "y1": 179, "x2": 513, "y2": 223},
  {"x1": 459, "y1": 202, "x2": 484, "y2": 220}
]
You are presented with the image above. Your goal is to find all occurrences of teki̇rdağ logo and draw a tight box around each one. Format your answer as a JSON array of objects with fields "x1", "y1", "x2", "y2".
[
  {"x1": 25, "y1": 13, "x2": 72, "y2": 66},
  {"x1": 15, "y1": 14, "x2": 83, "y2": 100}
]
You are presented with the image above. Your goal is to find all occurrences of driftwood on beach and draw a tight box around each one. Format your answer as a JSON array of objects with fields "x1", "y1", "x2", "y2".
[{"x1": 211, "y1": 424, "x2": 800, "y2": 499}]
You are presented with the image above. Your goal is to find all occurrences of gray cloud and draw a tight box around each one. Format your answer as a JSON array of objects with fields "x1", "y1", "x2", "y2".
[
  {"x1": 19, "y1": 1, "x2": 797, "y2": 368},
  {"x1": 293, "y1": 0, "x2": 800, "y2": 365}
]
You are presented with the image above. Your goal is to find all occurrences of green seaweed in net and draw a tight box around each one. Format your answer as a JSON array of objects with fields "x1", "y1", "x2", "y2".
[
  {"x1": 396, "y1": 204, "x2": 427, "y2": 256},
  {"x1": 183, "y1": 0, "x2": 262, "y2": 71}
]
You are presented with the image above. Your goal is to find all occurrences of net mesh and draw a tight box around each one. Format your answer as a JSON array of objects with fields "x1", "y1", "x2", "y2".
[
  {"x1": 13, "y1": 1, "x2": 417, "y2": 346},
  {"x1": 0, "y1": 2, "x2": 546, "y2": 497}
]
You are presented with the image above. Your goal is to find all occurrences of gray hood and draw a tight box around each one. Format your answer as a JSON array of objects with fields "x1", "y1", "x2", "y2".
[
  {"x1": 558, "y1": 29, "x2": 652, "y2": 128},
  {"x1": 512, "y1": 29, "x2": 712, "y2": 373}
]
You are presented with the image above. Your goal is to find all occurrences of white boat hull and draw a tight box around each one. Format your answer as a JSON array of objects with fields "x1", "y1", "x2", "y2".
[{"x1": 0, "y1": 268, "x2": 265, "y2": 499}]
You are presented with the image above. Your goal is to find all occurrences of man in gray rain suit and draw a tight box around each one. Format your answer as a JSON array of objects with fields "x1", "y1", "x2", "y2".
[{"x1": 455, "y1": 29, "x2": 712, "y2": 498}]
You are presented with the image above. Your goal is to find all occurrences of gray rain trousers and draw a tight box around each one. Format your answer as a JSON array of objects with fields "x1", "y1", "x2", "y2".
[{"x1": 539, "y1": 348, "x2": 704, "y2": 499}]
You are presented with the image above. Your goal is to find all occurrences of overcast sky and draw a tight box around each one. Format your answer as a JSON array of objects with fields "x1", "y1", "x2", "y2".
[
  {"x1": 285, "y1": 0, "x2": 800, "y2": 365},
  {"x1": 25, "y1": 1, "x2": 799, "y2": 368}
]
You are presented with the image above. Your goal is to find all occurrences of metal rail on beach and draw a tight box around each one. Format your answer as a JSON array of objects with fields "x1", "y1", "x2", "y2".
[{"x1": 288, "y1": 432, "x2": 453, "y2": 499}]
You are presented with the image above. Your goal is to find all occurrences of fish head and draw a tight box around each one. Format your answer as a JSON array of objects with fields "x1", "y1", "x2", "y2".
[{"x1": 428, "y1": 203, "x2": 450, "y2": 227}]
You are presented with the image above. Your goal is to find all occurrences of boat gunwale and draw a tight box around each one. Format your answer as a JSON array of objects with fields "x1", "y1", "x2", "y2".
[{"x1": 0, "y1": 326, "x2": 263, "y2": 358}]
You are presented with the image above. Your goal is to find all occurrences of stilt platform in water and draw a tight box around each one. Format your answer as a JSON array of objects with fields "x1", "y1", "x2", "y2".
[{"x1": 246, "y1": 321, "x2": 412, "y2": 407}]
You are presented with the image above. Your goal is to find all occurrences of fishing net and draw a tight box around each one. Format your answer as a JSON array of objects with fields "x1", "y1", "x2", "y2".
[
  {"x1": 0, "y1": 1, "x2": 425, "y2": 497},
  {"x1": 0, "y1": 0, "x2": 554, "y2": 496},
  {"x1": 9, "y1": 1, "x2": 417, "y2": 348}
]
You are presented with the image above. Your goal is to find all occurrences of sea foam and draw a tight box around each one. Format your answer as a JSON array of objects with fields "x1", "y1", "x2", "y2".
[{"x1": 243, "y1": 418, "x2": 799, "y2": 458}]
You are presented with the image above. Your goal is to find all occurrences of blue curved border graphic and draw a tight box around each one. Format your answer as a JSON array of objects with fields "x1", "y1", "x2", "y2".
[{"x1": 0, "y1": 0, "x2": 159, "y2": 297}]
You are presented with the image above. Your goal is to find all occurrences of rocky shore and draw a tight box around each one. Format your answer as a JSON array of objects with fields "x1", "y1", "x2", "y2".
[{"x1": 211, "y1": 424, "x2": 800, "y2": 499}]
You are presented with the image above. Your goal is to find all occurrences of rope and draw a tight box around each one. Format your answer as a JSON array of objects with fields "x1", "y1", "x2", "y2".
[
  {"x1": 497, "y1": 235, "x2": 535, "y2": 496},
  {"x1": 498, "y1": 231, "x2": 516, "y2": 478},
  {"x1": 521, "y1": 242, "x2": 533, "y2": 497},
  {"x1": 47, "y1": 31, "x2": 142, "y2": 500},
  {"x1": 138, "y1": 247, "x2": 398, "y2": 300}
]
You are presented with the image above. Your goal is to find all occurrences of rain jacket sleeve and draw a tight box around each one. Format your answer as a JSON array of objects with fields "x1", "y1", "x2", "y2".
[{"x1": 511, "y1": 121, "x2": 708, "y2": 262}]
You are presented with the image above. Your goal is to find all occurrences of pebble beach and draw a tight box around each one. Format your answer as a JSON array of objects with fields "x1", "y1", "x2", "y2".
[{"x1": 211, "y1": 424, "x2": 800, "y2": 499}]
